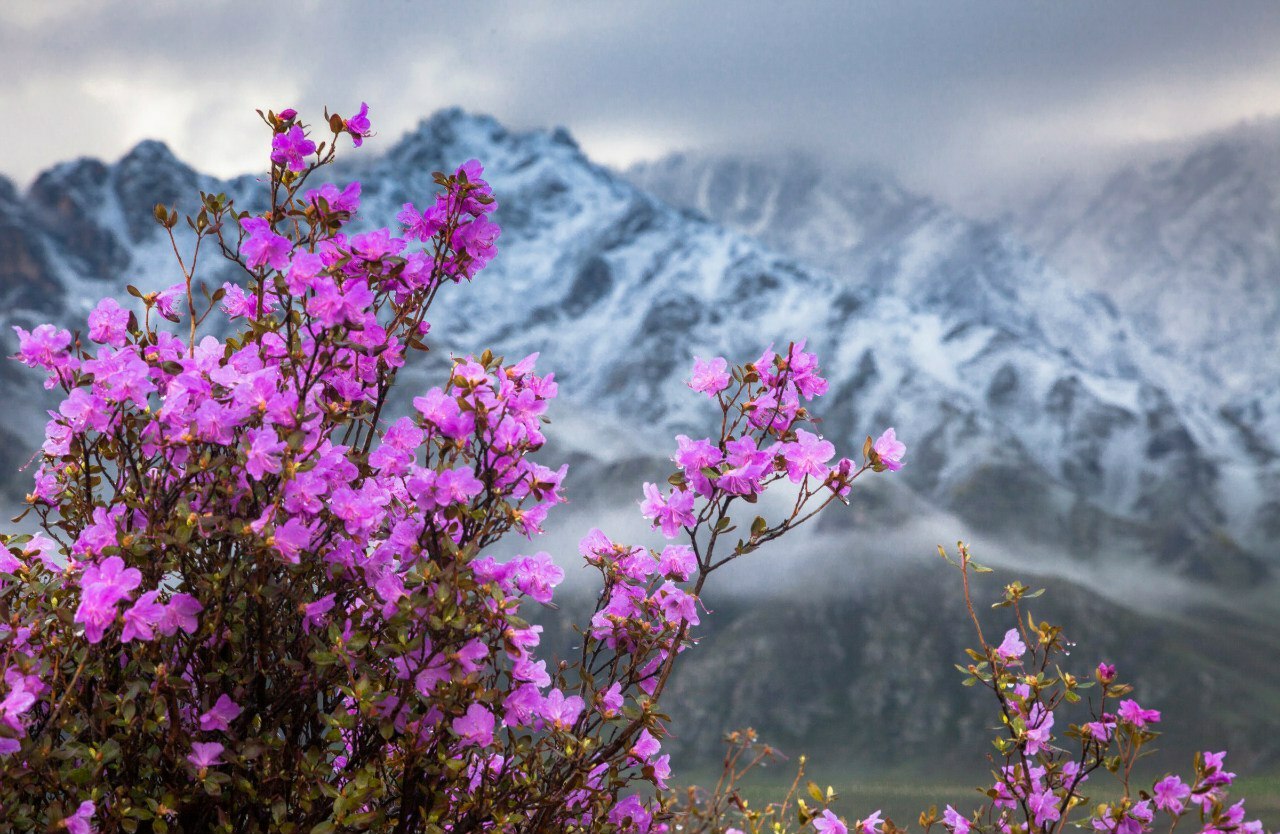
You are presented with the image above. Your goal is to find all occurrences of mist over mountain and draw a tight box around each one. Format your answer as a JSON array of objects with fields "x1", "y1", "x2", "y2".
[{"x1": 1, "y1": 109, "x2": 1278, "y2": 773}]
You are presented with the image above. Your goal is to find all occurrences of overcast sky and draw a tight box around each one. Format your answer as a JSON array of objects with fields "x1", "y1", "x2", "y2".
[{"x1": 5, "y1": 0, "x2": 1280, "y2": 211}]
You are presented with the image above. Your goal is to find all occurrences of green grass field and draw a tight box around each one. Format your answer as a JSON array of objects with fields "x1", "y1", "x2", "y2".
[{"x1": 677, "y1": 769, "x2": 1280, "y2": 830}]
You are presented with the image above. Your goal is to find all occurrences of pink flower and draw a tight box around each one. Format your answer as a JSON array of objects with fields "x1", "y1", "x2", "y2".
[
  {"x1": 302, "y1": 593, "x2": 336, "y2": 632},
  {"x1": 62, "y1": 801, "x2": 96, "y2": 834},
  {"x1": 598, "y1": 682, "x2": 624, "y2": 717},
  {"x1": 858, "y1": 811, "x2": 884, "y2": 834},
  {"x1": 872, "y1": 428, "x2": 906, "y2": 471},
  {"x1": 688, "y1": 356, "x2": 730, "y2": 397},
  {"x1": 240, "y1": 217, "x2": 292, "y2": 272},
  {"x1": 995, "y1": 628, "x2": 1026, "y2": 662},
  {"x1": 0, "y1": 677, "x2": 37, "y2": 722},
  {"x1": 120, "y1": 590, "x2": 166, "y2": 642},
  {"x1": 245, "y1": 426, "x2": 286, "y2": 480},
  {"x1": 639, "y1": 483, "x2": 696, "y2": 539},
  {"x1": 814, "y1": 809, "x2": 849, "y2": 834},
  {"x1": 398, "y1": 201, "x2": 446, "y2": 242},
  {"x1": 1025, "y1": 703, "x2": 1054, "y2": 755},
  {"x1": 453, "y1": 702, "x2": 495, "y2": 747},
  {"x1": 187, "y1": 741, "x2": 224, "y2": 769},
  {"x1": 87, "y1": 298, "x2": 130, "y2": 347},
  {"x1": 1084, "y1": 715, "x2": 1116, "y2": 742},
  {"x1": 657, "y1": 545, "x2": 697, "y2": 581},
  {"x1": 272, "y1": 517, "x2": 314, "y2": 564},
  {"x1": 154, "y1": 282, "x2": 186, "y2": 321},
  {"x1": 943, "y1": 806, "x2": 971, "y2": 834},
  {"x1": 780, "y1": 429, "x2": 835, "y2": 483},
  {"x1": 608, "y1": 795, "x2": 652, "y2": 832},
  {"x1": 629, "y1": 729, "x2": 661, "y2": 764},
  {"x1": 199, "y1": 694, "x2": 243, "y2": 733},
  {"x1": 76, "y1": 556, "x2": 143, "y2": 644},
  {"x1": 157, "y1": 593, "x2": 202, "y2": 636},
  {"x1": 1097, "y1": 662, "x2": 1117, "y2": 683},
  {"x1": 270, "y1": 124, "x2": 315, "y2": 171},
  {"x1": 1154, "y1": 775, "x2": 1191, "y2": 815},
  {"x1": 1117, "y1": 699, "x2": 1161, "y2": 728},
  {"x1": 452, "y1": 215, "x2": 501, "y2": 271},
  {"x1": 345, "y1": 102, "x2": 372, "y2": 147},
  {"x1": 305, "y1": 181, "x2": 361, "y2": 217},
  {"x1": 510, "y1": 552, "x2": 564, "y2": 604},
  {"x1": 540, "y1": 689, "x2": 585, "y2": 731},
  {"x1": 1028, "y1": 789, "x2": 1061, "y2": 827},
  {"x1": 715, "y1": 436, "x2": 773, "y2": 496}
]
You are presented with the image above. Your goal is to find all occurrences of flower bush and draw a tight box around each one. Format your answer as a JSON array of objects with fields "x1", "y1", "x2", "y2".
[
  {"x1": 0, "y1": 104, "x2": 886, "y2": 832},
  {"x1": 670, "y1": 546, "x2": 1267, "y2": 834},
  {"x1": 0, "y1": 103, "x2": 1264, "y2": 834}
]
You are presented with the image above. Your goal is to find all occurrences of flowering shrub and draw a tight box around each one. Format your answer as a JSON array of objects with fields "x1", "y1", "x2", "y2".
[
  {"x1": 0, "y1": 104, "x2": 892, "y2": 832},
  {"x1": 670, "y1": 545, "x2": 1267, "y2": 834}
]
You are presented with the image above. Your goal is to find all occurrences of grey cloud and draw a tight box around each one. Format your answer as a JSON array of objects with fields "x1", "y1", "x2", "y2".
[{"x1": 5, "y1": 0, "x2": 1280, "y2": 209}]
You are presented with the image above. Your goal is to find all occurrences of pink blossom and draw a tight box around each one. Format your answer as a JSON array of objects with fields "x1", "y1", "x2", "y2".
[
  {"x1": 187, "y1": 741, "x2": 224, "y2": 769},
  {"x1": 780, "y1": 429, "x2": 835, "y2": 483},
  {"x1": 199, "y1": 694, "x2": 243, "y2": 733},
  {"x1": 62, "y1": 801, "x2": 96, "y2": 834},
  {"x1": 120, "y1": 590, "x2": 166, "y2": 642},
  {"x1": 87, "y1": 298, "x2": 130, "y2": 347},
  {"x1": 270, "y1": 124, "x2": 315, "y2": 171},
  {"x1": 639, "y1": 483, "x2": 696, "y2": 539},
  {"x1": 1117, "y1": 699, "x2": 1161, "y2": 728},
  {"x1": 629, "y1": 729, "x2": 661, "y2": 764},
  {"x1": 1084, "y1": 715, "x2": 1116, "y2": 742},
  {"x1": 1028, "y1": 789, "x2": 1062, "y2": 827},
  {"x1": 345, "y1": 102, "x2": 372, "y2": 147},
  {"x1": 154, "y1": 282, "x2": 186, "y2": 321},
  {"x1": 540, "y1": 689, "x2": 585, "y2": 731},
  {"x1": 511, "y1": 552, "x2": 564, "y2": 604},
  {"x1": 599, "y1": 682, "x2": 624, "y2": 717},
  {"x1": 608, "y1": 795, "x2": 652, "y2": 832},
  {"x1": 943, "y1": 806, "x2": 971, "y2": 834},
  {"x1": 814, "y1": 810, "x2": 849, "y2": 834},
  {"x1": 858, "y1": 811, "x2": 884, "y2": 834},
  {"x1": 76, "y1": 556, "x2": 142, "y2": 644},
  {"x1": 12, "y1": 323, "x2": 72, "y2": 370},
  {"x1": 244, "y1": 426, "x2": 286, "y2": 480},
  {"x1": 398, "y1": 201, "x2": 446, "y2": 242},
  {"x1": 272, "y1": 517, "x2": 314, "y2": 564},
  {"x1": 157, "y1": 593, "x2": 202, "y2": 636},
  {"x1": 657, "y1": 545, "x2": 697, "y2": 581},
  {"x1": 995, "y1": 628, "x2": 1026, "y2": 662},
  {"x1": 1025, "y1": 703, "x2": 1054, "y2": 755},
  {"x1": 872, "y1": 428, "x2": 906, "y2": 471},
  {"x1": 302, "y1": 594, "x2": 336, "y2": 632},
  {"x1": 1154, "y1": 775, "x2": 1191, "y2": 815},
  {"x1": 453, "y1": 702, "x2": 495, "y2": 747},
  {"x1": 687, "y1": 356, "x2": 730, "y2": 397},
  {"x1": 305, "y1": 181, "x2": 361, "y2": 216},
  {"x1": 240, "y1": 217, "x2": 292, "y2": 272},
  {"x1": 0, "y1": 677, "x2": 36, "y2": 723},
  {"x1": 715, "y1": 436, "x2": 773, "y2": 496}
]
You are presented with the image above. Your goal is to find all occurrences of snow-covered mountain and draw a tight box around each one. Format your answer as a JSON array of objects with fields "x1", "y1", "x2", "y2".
[
  {"x1": 1005, "y1": 118, "x2": 1280, "y2": 554},
  {"x1": 0, "y1": 111, "x2": 1272, "y2": 586},
  {"x1": 1007, "y1": 117, "x2": 1280, "y2": 396},
  {"x1": 630, "y1": 150, "x2": 1277, "y2": 574}
]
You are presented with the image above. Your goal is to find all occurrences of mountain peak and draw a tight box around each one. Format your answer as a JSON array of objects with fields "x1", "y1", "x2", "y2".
[{"x1": 119, "y1": 139, "x2": 182, "y2": 168}]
